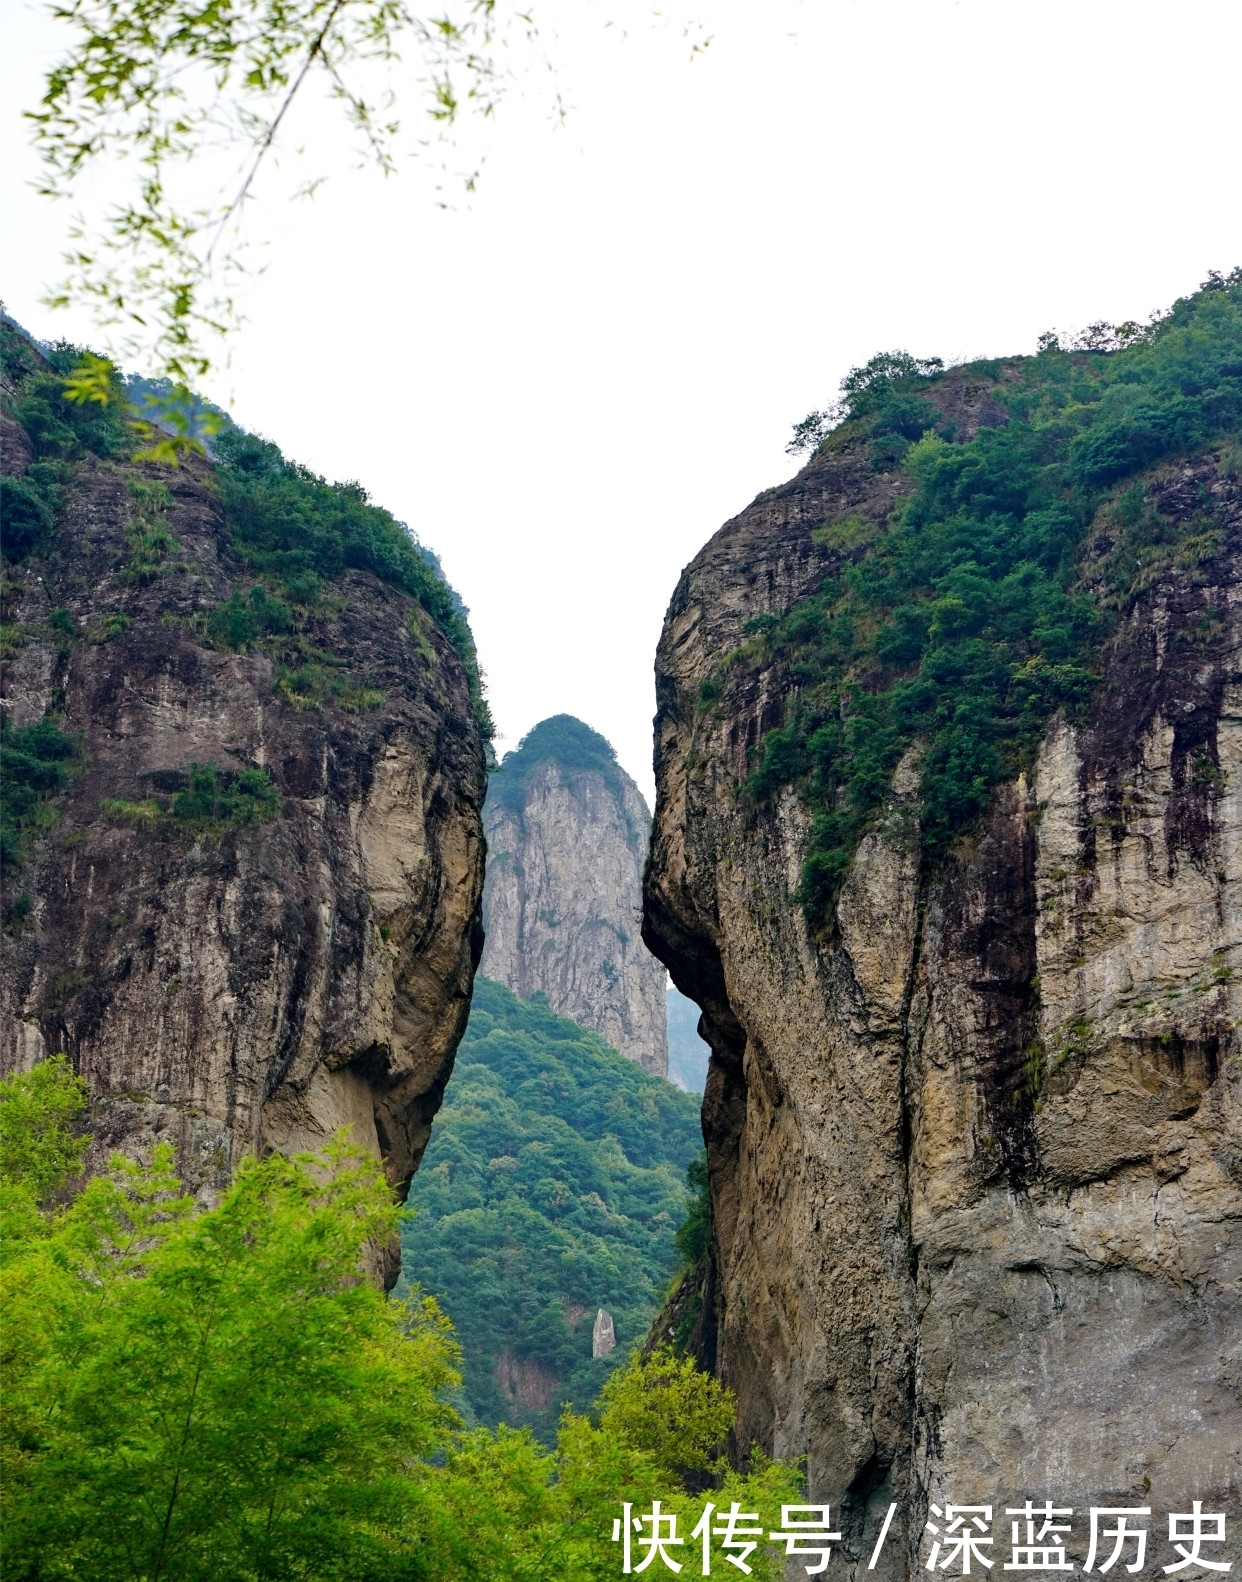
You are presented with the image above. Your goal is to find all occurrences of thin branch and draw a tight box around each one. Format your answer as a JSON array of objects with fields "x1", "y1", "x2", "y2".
[{"x1": 202, "y1": 0, "x2": 354, "y2": 268}]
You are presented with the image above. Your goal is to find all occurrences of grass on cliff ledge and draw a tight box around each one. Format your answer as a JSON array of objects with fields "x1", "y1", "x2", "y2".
[
  {"x1": 101, "y1": 763, "x2": 281, "y2": 834},
  {"x1": 744, "y1": 269, "x2": 1242, "y2": 924}
]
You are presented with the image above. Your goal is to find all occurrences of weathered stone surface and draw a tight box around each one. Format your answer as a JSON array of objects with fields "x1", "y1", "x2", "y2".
[
  {"x1": 481, "y1": 745, "x2": 668, "y2": 1074},
  {"x1": 643, "y1": 398, "x2": 1242, "y2": 1576},
  {"x1": 0, "y1": 443, "x2": 486, "y2": 1276}
]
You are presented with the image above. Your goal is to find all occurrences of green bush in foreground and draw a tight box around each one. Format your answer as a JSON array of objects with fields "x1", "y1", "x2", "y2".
[{"x1": 1, "y1": 1059, "x2": 799, "y2": 1582}]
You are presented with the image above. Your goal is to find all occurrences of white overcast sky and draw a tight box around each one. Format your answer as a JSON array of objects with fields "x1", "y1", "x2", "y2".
[{"x1": 3, "y1": 0, "x2": 1241, "y2": 805}]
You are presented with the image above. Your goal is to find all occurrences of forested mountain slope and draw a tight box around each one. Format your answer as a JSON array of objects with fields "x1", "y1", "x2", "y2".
[{"x1": 399, "y1": 976, "x2": 701, "y2": 1440}]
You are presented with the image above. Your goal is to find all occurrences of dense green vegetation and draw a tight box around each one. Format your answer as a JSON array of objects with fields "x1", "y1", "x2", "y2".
[
  {"x1": 400, "y1": 977, "x2": 703, "y2": 1440},
  {"x1": 487, "y1": 714, "x2": 630, "y2": 817},
  {"x1": 0, "y1": 320, "x2": 488, "y2": 734},
  {"x1": 0, "y1": 717, "x2": 78, "y2": 881},
  {"x1": 208, "y1": 426, "x2": 491, "y2": 736},
  {"x1": 747, "y1": 271, "x2": 1242, "y2": 922},
  {"x1": 0, "y1": 327, "x2": 131, "y2": 560},
  {"x1": 1, "y1": 1058, "x2": 797, "y2": 1581}
]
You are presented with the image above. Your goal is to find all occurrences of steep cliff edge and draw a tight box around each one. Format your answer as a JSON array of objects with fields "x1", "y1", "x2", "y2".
[
  {"x1": 644, "y1": 280, "x2": 1242, "y2": 1568},
  {"x1": 1, "y1": 333, "x2": 486, "y2": 1281},
  {"x1": 481, "y1": 715, "x2": 668, "y2": 1075}
]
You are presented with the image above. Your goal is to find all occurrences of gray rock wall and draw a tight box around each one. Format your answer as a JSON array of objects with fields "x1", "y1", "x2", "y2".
[
  {"x1": 643, "y1": 398, "x2": 1242, "y2": 1577},
  {"x1": 481, "y1": 751, "x2": 668, "y2": 1075},
  {"x1": 0, "y1": 440, "x2": 486, "y2": 1286}
]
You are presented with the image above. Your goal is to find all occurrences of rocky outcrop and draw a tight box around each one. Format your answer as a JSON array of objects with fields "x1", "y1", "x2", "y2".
[
  {"x1": 644, "y1": 394, "x2": 1241, "y2": 1571},
  {"x1": 1, "y1": 434, "x2": 486, "y2": 1281},
  {"x1": 481, "y1": 718, "x2": 668, "y2": 1075}
]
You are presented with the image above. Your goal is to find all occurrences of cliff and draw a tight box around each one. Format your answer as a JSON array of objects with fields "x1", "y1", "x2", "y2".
[
  {"x1": 644, "y1": 281, "x2": 1242, "y2": 1568},
  {"x1": 1, "y1": 333, "x2": 486, "y2": 1283},
  {"x1": 481, "y1": 715, "x2": 668, "y2": 1075}
]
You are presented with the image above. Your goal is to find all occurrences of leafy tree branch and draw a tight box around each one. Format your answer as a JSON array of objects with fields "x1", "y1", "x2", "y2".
[{"x1": 28, "y1": 0, "x2": 537, "y2": 380}]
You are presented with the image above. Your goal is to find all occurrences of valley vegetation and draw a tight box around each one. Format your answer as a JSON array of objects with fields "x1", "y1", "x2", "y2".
[
  {"x1": 0, "y1": 1057, "x2": 798, "y2": 1581},
  {"x1": 399, "y1": 977, "x2": 703, "y2": 1440}
]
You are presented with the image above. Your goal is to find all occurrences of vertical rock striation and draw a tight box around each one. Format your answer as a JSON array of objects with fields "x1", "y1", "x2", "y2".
[
  {"x1": 481, "y1": 715, "x2": 668, "y2": 1075},
  {"x1": 644, "y1": 382, "x2": 1241, "y2": 1572},
  {"x1": 1, "y1": 401, "x2": 486, "y2": 1283}
]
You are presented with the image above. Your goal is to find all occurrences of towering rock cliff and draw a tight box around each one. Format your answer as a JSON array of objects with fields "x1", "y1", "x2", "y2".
[
  {"x1": 644, "y1": 285, "x2": 1242, "y2": 1572},
  {"x1": 1, "y1": 332, "x2": 486, "y2": 1282},
  {"x1": 481, "y1": 715, "x2": 668, "y2": 1075}
]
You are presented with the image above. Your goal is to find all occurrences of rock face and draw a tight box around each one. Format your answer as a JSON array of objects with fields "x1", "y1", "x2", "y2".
[
  {"x1": 481, "y1": 717, "x2": 668, "y2": 1075},
  {"x1": 1, "y1": 423, "x2": 486, "y2": 1283},
  {"x1": 643, "y1": 395, "x2": 1241, "y2": 1570}
]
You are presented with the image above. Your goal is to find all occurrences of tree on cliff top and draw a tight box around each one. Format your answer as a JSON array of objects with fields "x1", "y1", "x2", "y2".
[{"x1": 487, "y1": 714, "x2": 630, "y2": 816}]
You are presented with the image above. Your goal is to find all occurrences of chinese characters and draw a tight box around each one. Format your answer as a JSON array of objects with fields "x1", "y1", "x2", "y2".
[{"x1": 611, "y1": 1499, "x2": 1234, "y2": 1578}]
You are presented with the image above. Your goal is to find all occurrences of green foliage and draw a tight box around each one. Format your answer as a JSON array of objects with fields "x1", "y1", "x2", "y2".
[
  {"x1": 210, "y1": 425, "x2": 492, "y2": 736},
  {"x1": 755, "y1": 272, "x2": 1242, "y2": 923},
  {"x1": 100, "y1": 796, "x2": 162, "y2": 824},
  {"x1": 400, "y1": 977, "x2": 703, "y2": 1441},
  {"x1": 2, "y1": 1107, "x2": 460, "y2": 1581},
  {"x1": 90, "y1": 611, "x2": 132, "y2": 642},
  {"x1": 0, "y1": 1060, "x2": 799, "y2": 1582},
  {"x1": 0, "y1": 465, "x2": 65, "y2": 560},
  {"x1": 0, "y1": 716, "x2": 77, "y2": 876},
  {"x1": 0, "y1": 317, "x2": 45, "y2": 385},
  {"x1": 0, "y1": 1055, "x2": 88, "y2": 1210},
  {"x1": 121, "y1": 478, "x2": 181, "y2": 583},
  {"x1": 171, "y1": 763, "x2": 280, "y2": 825},
  {"x1": 488, "y1": 715, "x2": 629, "y2": 818},
  {"x1": 101, "y1": 763, "x2": 281, "y2": 833},
  {"x1": 268, "y1": 657, "x2": 385, "y2": 714},
  {"x1": 0, "y1": 624, "x2": 27, "y2": 660},
  {"x1": 205, "y1": 583, "x2": 295, "y2": 650},
  {"x1": 673, "y1": 1151, "x2": 711, "y2": 1271},
  {"x1": 598, "y1": 1346, "x2": 732, "y2": 1483},
  {"x1": 0, "y1": 334, "x2": 125, "y2": 562},
  {"x1": 432, "y1": 1411, "x2": 801, "y2": 1582},
  {"x1": 10, "y1": 346, "x2": 131, "y2": 464}
]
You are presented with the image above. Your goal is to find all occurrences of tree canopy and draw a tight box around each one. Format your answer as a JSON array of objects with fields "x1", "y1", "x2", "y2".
[{"x1": 0, "y1": 1056, "x2": 799, "y2": 1581}]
